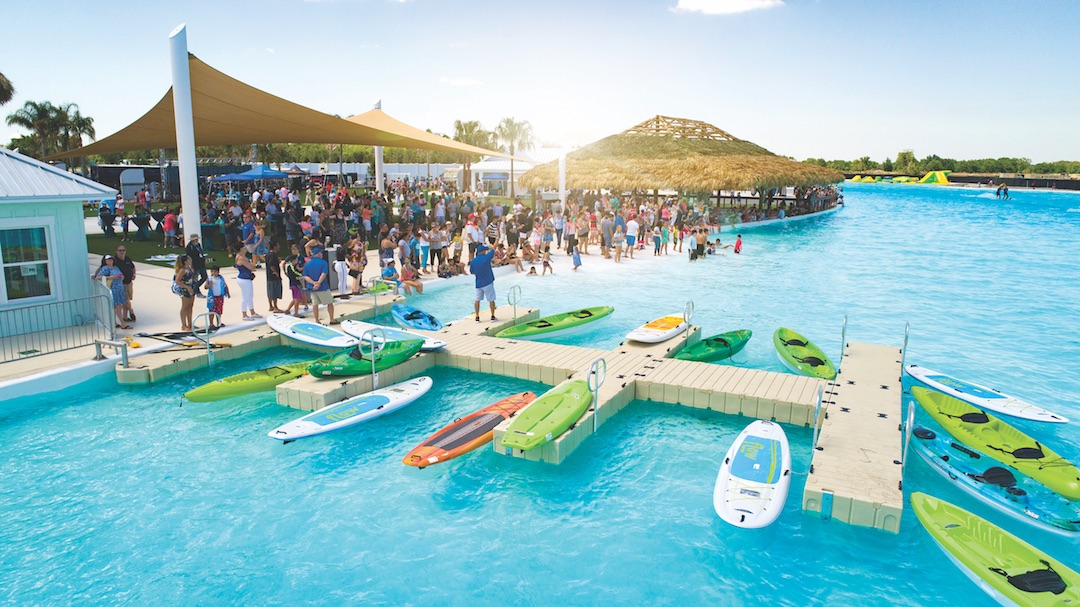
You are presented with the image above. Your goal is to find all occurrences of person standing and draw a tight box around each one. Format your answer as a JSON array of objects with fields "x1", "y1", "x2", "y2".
[
  {"x1": 114, "y1": 244, "x2": 137, "y2": 323},
  {"x1": 303, "y1": 245, "x2": 336, "y2": 325},
  {"x1": 734, "y1": 234, "x2": 743, "y2": 254},
  {"x1": 93, "y1": 255, "x2": 130, "y2": 330},
  {"x1": 172, "y1": 255, "x2": 196, "y2": 331},
  {"x1": 185, "y1": 234, "x2": 208, "y2": 297},
  {"x1": 205, "y1": 265, "x2": 230, "y2": 330},
  {"x1": 266, "y1": 241, "x2": 283, "y2": 313},
  {"x1": 469, "y1": 243, "x2": 497, "y2": 322},
  {"x1": 234, "y1": 246, "x2": 260, "y2": 321},
  {"x1": 625, "y1": 215, "x2": 639, "y2": 259}
]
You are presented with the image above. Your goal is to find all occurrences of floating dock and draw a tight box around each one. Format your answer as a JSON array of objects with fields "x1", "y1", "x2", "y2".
[
  {"x1": 802, "y1": 342, "x2": 905, "y2": 533},
  {"x1": 117, "y1": 304, "x2": 904, "y2": 533}
]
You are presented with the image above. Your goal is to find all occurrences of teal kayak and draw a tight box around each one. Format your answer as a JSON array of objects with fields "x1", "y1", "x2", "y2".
[
  {"x1": 773, "y1": 327, "x2": 836, "y2": 380},
  {"x1": 675, "y1": 329, "x2": 752, "y2": 362},
  {"x1": 495, "y1": 306, "x2": 614, "y2": 339},
  {"x1": 307, "y1": 338, "x2": 424, "y2": 377}
]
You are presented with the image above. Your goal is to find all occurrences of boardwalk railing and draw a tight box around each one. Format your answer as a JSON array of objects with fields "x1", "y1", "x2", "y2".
[{"x1": 0, "y1": 282, "x2": 114, "y2": 363}]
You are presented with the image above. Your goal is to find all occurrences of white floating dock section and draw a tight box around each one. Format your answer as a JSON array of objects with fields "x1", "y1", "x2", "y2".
[{"x1": 803, "y1": 341, "x2": 905, "y2": 533}]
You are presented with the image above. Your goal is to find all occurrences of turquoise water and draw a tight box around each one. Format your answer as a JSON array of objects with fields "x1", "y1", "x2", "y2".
[{"x1": 2, "y1": 183, "x2": 1079, "y2": 605}]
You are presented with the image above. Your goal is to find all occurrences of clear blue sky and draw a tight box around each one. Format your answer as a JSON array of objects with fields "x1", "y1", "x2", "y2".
[{"x1": 3, "y1": 0, "x2": 1078, "y2": 162}]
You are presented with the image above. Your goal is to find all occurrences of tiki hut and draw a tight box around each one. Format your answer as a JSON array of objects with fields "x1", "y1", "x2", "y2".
[{"x1": 519, "y1": 115, "x2": 843, "y2": 193}]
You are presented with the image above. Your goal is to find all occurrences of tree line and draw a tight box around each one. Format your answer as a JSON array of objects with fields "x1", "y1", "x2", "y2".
[{"x1": 803, "y1": 151, "x2": 1080, "y2": 175}]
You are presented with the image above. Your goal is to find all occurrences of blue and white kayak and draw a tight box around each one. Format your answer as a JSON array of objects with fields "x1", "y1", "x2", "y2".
[
  {"x1": 391, "y1": 304, "x2": 444, "y2": 332},
  {"x1": 906, "y1": 364, "x2": 1068, "y2": 424},
  {"x1": 713, "y1": 420, "x2": 792, "y2": 528},
  {"x1": 911, "y1": 425, "x2": 1080, "y2": 535},
  {"x1": 267, "y1": 313, "x2": 359, "y2": 349},
  {"x1": 268, "y1": 376, "x2": 433, "y2": 442},
  {"x1": 340, "y1": 319, "x2": 446, "y2": 352}
]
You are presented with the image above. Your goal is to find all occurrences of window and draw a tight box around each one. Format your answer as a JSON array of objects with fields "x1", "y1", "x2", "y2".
[{"x1": 1, "y1": 227, "x2": 52, "y2": 301}]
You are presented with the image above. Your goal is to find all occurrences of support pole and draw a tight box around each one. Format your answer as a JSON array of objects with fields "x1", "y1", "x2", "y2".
[
  {"x1": 168, "y1": 24, "x2": 201, "y2": 243},
  {"x1": 373, "y1": 99, "x2": 385, "y2": 195}
]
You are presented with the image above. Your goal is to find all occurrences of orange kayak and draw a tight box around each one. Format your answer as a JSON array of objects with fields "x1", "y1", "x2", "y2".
[{"x1": 403, "y1": 392, "x2": 537, "y2": 468}]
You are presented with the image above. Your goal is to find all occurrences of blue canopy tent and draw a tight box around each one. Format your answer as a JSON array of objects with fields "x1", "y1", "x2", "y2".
[{"x1": 210, "y1": 165, "x2": 288, "y2": 182}]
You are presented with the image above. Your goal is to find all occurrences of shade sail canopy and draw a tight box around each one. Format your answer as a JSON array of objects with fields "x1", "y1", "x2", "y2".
[
  {"x1": 519, "y1": 115, "x2": 843, "y2": 192},
  {"x1": 47, "y1": 54, "x2": 502, "y2": 160}
]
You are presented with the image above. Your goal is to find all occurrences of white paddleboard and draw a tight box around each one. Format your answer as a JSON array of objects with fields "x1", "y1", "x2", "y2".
[
  {"x1": 266, "y1": 313, "x2": 359, "y2": 349},
  {"x1": 713, "y1": 420, "x2": 792, "y2": 529},
  {"x1": 268, "y1": 376, "x2": 433, "y2": 442},
  {"x1": 340, "y1": 319, "x2": 447, "y2": 352},
  {"x1": 906, "y1": 364, "x2": 1068, "y2": 424},
  {"x1": 625, "y1": 314, "x2": 688, "y2": 344}
]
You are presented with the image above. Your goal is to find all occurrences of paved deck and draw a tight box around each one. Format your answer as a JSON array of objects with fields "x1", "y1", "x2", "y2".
[{"x1": 802, "y1": 341, "x2": 905, "y2": 533}]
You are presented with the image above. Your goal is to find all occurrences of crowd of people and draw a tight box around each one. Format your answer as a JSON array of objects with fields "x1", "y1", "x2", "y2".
[{"x1": 97, "y1": 177, "x2": 840, "y2": 331}]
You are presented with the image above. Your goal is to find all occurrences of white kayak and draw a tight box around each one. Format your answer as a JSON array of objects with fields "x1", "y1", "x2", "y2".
[
  {"x1": 268, "y1": 376, "x2": 433, "y2": 442},
  {"x1": 625, "y1": 314, "x2": 688, "y2": 344},
  {"x1": 340, "y1": 319, "x2": 446, "y2": 352},
  {"x1": 906, "y1": 364, "x2": 1068, "y2": 424},
  {"x1": 713, "y1": 420, "x2": 792, "y2": 529},
  {"x1": 266, "y1": 313, "x2": 359, "y2": 349}
]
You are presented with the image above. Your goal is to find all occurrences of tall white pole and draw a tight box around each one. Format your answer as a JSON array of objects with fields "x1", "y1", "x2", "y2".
[
  {"x1": 169, "y1": 24, "x2": 201, "y2": 243},
  {"x1": 558, "y1": 150, "x2": 567, "y2": 205},
  {"x1": 373, "y1": 98, "x2": 385, "y2": 195}
]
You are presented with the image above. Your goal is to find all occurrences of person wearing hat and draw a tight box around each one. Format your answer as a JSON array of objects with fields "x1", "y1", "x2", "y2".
[
  {"x1": 469, "y1": 243, "x2": 497, "y2": 322},
  {"x1": 302, "y1": 244, "x2": 336, "y2": 325},
  {"x1": 185, "y1": 233, "x2": 208, "y2": 297}
]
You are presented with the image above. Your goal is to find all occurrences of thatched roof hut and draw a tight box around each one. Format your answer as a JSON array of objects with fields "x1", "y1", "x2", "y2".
[{"x1": 519, "y1": 115, "x2": 843, "y2": 192}]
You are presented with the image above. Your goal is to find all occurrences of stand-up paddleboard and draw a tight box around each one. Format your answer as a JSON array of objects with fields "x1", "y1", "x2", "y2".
[
  {"x1": 911, "y1": 492, "x2": 1080, "y2": 606},
  {"x1": 501, "y1": 379, "x2": 592, "y2": 451},
  {"x1": 912, "y1": 426, "x2": 1080, "y2": 535},
  {"x1": 391, "y1": 304, "x2": 444, "y2": 331},
  {"x1": 906, "y1": 364, "x2": 1068, "y2": 424},
  {"x1": 340, "y1": 319, "x2": 446, "y2": 352},
  {"x1": 713, "y1": 420, "x2": 791, "y2": 528},
  {"x1": 495, "y1": 307, "x2": 614, "y2": 340},
  {"x1": 625, "y1": 315, "x2": 687, "y2": 344},
  {"x1": 268, "y1": 376, "x2": 433, "y2": 442},
  {"x1": 403, "y1": 392, "x2": 537, "y2": 468},
  {"x1": 184, "y1": 362, "x2": 309, "y2": 402},
  {"x1": 267, "y1": 313, "x2": 359, "y2": 349},
  {"x1": 773, "y1": 327, "x2": 837, "y2": 380},
  {"x1": 913, "y1": 387, "x2": 1080, "y2": 501}
]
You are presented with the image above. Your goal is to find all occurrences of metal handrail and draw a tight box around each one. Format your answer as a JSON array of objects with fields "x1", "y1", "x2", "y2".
[
  {"x1": 360, "y1": 327, "x2": 388, "y2": 389},
  {"x1": 901, "y1": 321, "x2": 910, "y2": 369},
  {"x1": 901, "y1": 400, "x2": 915, "y2": 469},
  {"x1": 94, "y1": 339, "x2": 130, "y2": 368},
  {"x1": 1, "y1": 285, "x2": 114, "y2": 363},
  {"x1": 367, "y1": 277, "x2": 398, "y2": 314},
  {"x1": 811, "y1": 383, "x2": 825, "y2": 450},
  {"x1": 838, "y1": 314, "x2": 848, "y2": 374},
  {"x1": 588, "y1": 357, "x2": 607, "y2": 432},
  {"x1": 508, "y1": 285, "x2": 522, "y2": 324},
  {"x1": 683, "y1": 300, "x2": 695, "y2": 346},
  {"x1": 192, "y1": 312, "x2": 214, "y2": 367}
]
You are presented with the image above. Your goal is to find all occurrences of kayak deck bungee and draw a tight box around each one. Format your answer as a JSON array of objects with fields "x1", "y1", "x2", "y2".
[
  {"x1": 403, "y1": 392, "x2": 537, "y2": 468},
  {"x1": 773, "y1": 327, "x2": 837, "y2": 380},
  {"x1": 307, "y1": 338, "x2": 424, "y2": 377},
  {"x1": 675, "y1": 329, "x2": 752, "y2": 363},
  {"x1": 495, "y1": 306, "x2": 614, "y2": 339},
  {"x1": 906, "y1": 364, "x2": 1068, "y2": 423},
  {"x1": 913, "y1": 386, "x2": 1080, "y2": 501},
  {"x1": 501, "y1": 379, "x2": 592, "y2": 451},
  {"x1": 911, "y1": 492, "x2": 1080, "y2": 606},
  {"x1": 911, "y1": 426, "x2": 1080, "y2": 535},
  {"x1": 184, "y1": 362, "x2": 309, "y2": 402}
]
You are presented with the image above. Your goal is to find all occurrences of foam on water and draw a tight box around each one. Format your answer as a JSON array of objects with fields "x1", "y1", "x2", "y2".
[{"x1": 1, "y1": 183, "x2": 1078, "y2": 606}]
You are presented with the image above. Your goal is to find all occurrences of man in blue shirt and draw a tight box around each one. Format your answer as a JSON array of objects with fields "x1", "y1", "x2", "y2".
[
  {"x1": 469, "y1": 244, "x2": 496, "y2": 322},
  {"x1": 302, "y1": 246, "x2": 336, "y2": 325}
]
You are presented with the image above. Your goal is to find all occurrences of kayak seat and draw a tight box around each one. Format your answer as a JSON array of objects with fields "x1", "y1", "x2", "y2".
[
  {"x1": 575, "y1": 310, "x2": 593, "y2": 318},
  {"x1": 975, "y1": 466, "x2": 1018, "y2": 489},
  {"x1": 797, "y1": 356, "x2": 825, "y2": 367},
  {"x1": 782, "y1": 338, "x2": 808, "y2": 347},
  {"x1": 405, "y1": 311, "x2": 425, "y2": 321},
  {"x1": 986, "y1": 441, "x2": 1045, "y2": 460},
  {"x1": 532, "y1": 320, "x2": 554, "y2": 328},
  {"x1": 989, "y1": 560, "x2": 1066, "y2": 595},
  {"x1": 942, "y1": 410, "x2": 990, "y2": 424}
]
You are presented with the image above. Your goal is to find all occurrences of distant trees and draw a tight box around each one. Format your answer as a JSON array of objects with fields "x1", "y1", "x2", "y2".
[
  {"x1": 452, "y1": 120, "x2": 495, "y2": 188},
  {"x1": 5, "y1": 100, "x2": 95, "y2": 159},
  {"x1": 495, "y1": 117, "x2": 534, "y2": 199},
  {"x1": 803, "y1": 150, "x2": 1075, "y2": 175},
  {"x1": 0, "y1": 72, "x2": 14, "y2": 106}
]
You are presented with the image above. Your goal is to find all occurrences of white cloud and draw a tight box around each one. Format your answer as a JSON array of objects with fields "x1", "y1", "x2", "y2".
[
  {"x1": 265, "y1": 47, "x2": 275, "y2": 54},
  {"x1": 439, "y1": 76, "x2": 481, "y2": 87},
  {"x1": 673, "y1": 0, "x2": 784, "y2": 15}
]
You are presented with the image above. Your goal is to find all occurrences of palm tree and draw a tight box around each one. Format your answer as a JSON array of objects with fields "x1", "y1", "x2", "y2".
[
  {"x1": 452, "y1": 119, "x2": 493, "y2": 190},
  {"x1": 0, "y1": 72, "x2": 14, "y2": 106},
  {"x1": 58, "y1": 103, "x2": 95, "y2": 167},
  {"x1": 495, "y1": 117, "x2": 534, "y2": 199},
  {"x1": 6, "y1": 100, "x2": 62, "y2": 157}
]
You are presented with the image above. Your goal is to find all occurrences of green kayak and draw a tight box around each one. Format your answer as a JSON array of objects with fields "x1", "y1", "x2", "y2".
[
  {"x1": 307, "y1": 338, "x2": 424, "y2": 377},
  {"x1": 501, "y1": 379, "x2": 592, "y2": 451},
  {"x1": 674, "y1": 329, "x2": 752, "y2": 363},
  {"x1": 773, "y1": 327, "x2": 836, "y2": 380},
  {"x1": 912, "y1": 492, "x2": 1080, "y2": 605},
  {"x1": 913, "y1": 386, "x2": 1080, "y2": 501},
  {"x1": 184, "y1": 362, "x2": 309, "y2": 402},
  {"x1": 495, "y1": 306, "x2": 614, "y2": 339}
]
